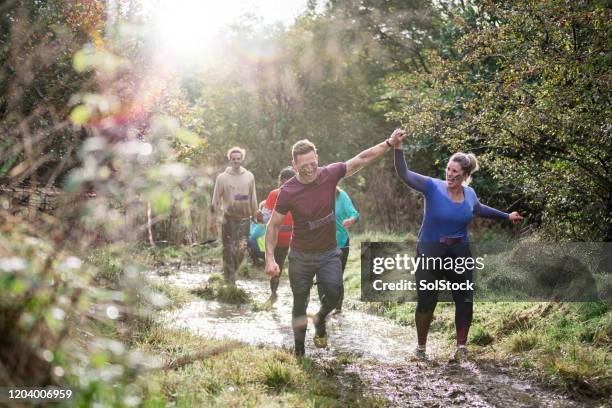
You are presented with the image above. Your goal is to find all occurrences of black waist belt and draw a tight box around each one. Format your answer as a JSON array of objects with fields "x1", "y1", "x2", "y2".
[
  {"x1": 302, "y1": 212, "x2": 335, "y2": 230},
  {"x1": 439, "y1": 235, "x2": 464, "y2": 245}
]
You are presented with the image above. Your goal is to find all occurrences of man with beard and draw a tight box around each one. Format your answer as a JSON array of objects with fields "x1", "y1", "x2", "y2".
[{"x1": 210, "y1": 146, "x2": 258, "y2": 284}]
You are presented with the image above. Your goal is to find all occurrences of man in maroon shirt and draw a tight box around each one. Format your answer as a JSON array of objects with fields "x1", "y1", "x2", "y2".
[{"x1": 265, "y1": 129, "x2": 407, "y2": 356}]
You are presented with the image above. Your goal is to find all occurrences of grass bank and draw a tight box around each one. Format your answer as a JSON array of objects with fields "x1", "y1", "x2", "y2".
[{"x1": 343, "y1": 232, "x2": 611, "y2": 400}]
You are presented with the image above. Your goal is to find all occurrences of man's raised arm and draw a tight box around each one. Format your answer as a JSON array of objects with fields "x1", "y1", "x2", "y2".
[
  {"x1": 264, "y1": 209, "x2": 285, "y2": 277},
  {"x1": 345, "y1": 128, "x2": 406, "y2": 177}
]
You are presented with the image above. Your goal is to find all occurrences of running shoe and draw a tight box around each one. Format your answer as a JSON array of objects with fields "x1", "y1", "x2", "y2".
[
  {"x1": 453, "y1": 346, "x2": 468, "y2": 363},
  {"x1": 294, "y1": 341, "x2": 305, "y2": 357},
  {"x1": 312, "y1": 314, "x2": 328, "y2": 348},
  {"x1": 413, "y1": 346, "x2": 428, "y2": 361}
]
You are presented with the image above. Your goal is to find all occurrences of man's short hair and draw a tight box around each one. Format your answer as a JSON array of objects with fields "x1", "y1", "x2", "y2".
[
  {"x1": 227, "y1": 146, "x2": 246, "y2": 160},
  {"x1": 291, "y1": 139, "x2": 316, "y2": 162},
  {"x1": 278, "y1": 166, "x2": 296, "y2": 182}
]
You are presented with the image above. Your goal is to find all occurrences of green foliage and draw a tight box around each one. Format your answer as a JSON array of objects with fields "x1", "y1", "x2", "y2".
[
  {"x1": 384, "y1": 0, "x2": 611, "y2": 240},
  {"x1": 0, "y1": 221, "x2": 162, "y2": 405}
]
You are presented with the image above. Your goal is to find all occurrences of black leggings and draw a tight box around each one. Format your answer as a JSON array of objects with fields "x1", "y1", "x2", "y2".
[
  {"x1": 270, "y1": 246, "x2": 289, "y2": 294},
  {"x1": 337, "y1": 239, "x2": 350, "y2": 309},
  {"x1": 415, "y1": 243, "x2": 474, "y2": 345}
]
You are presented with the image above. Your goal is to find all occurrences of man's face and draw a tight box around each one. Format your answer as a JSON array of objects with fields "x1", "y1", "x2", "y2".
[
  {"x1": 229, "y1": 152, "x2": 243, "y2": 170},
  {"x1": 293, "y1": 151, "x2": 318, "y2": 179}
]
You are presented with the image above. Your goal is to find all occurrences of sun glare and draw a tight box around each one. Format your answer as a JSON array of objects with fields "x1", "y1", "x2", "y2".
[
  {"x1": 147, "y1": 0, "x2": 310, "y2": 62},
  {"x1": 150, "y1": 1, "x2": 237, "y2": 59}
]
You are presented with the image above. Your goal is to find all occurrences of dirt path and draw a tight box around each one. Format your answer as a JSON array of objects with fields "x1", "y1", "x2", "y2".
[{"x1": 148, "y1": 265, "x2": 596, "y2": 407}]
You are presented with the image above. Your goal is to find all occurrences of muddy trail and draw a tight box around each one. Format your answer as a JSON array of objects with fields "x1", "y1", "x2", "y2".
[{"x1": 147, "y1": 263, "x2": 597, "y2": 407}]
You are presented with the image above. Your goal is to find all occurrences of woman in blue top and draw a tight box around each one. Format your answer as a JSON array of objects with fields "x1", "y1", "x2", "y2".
[
  {"x1": 394, "y1": 141, "x2": 522, "y2": 360},
  {"x1": 334, "y1": 187, "x2": 360, "y2": 313}
]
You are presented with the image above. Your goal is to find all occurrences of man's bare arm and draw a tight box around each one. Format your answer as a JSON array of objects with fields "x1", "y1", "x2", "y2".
[
  {"x1": 265, "y1": 210, "x2": 285, "y2": 259},
  {"x1": 345, "y1": 129, "x2": 406, "y2": 177},
  {"x1": 264, "y1": 210, "x2": 285, "y2": 276}
]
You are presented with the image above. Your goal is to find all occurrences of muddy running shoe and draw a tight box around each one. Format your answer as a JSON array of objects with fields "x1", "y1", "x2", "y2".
[
  {"x1": 312, "y1": 314, "x2": 328, "y2": 348},
  {"x1": 453, "y1": 346, "x2": 468, "y2": 363},
  {"x1": 262, "y1": 293, "x2": 277, "y2": 309},
  {"x1": 412, "y1": 346, "x2": 428, "y2": 361},
  {"x1": 294, "y1": 341, "x2": 305, "y2": 357},
  {"x1": 313, "y1": 334, "x2": 328, "y2": 348}
]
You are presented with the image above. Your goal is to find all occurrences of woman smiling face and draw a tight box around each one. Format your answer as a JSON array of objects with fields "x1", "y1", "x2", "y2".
[{"x1": 445, "y1": 160, "x2": 466, "y2": 189}]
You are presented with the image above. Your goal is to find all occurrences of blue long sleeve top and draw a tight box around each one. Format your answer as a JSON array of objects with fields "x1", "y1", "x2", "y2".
[
  {"x1": 335, "y1": 189, "x2": 360, "y2": 248},
  {"x1": 394, "y1": 149, "x2": 508, "y2": 243}
]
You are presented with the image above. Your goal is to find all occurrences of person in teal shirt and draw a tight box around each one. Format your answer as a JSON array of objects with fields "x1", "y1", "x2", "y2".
[
  {"x1": 334, "y1": 187, "x2": 359, "y2": 312},
  {"x1": 247, "y1": 202, "x2": 267, "y2": 266}
]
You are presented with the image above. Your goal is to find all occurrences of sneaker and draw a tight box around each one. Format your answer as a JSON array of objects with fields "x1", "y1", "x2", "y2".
[
  {"x1": 413, "y1": 346, "x2": 428, "y2": 361},
  {"x1": 453, "y1": 346, "x2": 468, "y2": 363},
  {"x1": 313, "y1": 314, "x2": 328, "y2": 349},
  {"x1": 313, "y1": 334, "x2": 328, "y2": 348}
]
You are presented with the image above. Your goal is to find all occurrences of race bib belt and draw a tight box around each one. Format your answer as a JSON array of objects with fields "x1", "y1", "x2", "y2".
[{"x1": 305, "y1": 212, "x2": 335, "y2": 230}]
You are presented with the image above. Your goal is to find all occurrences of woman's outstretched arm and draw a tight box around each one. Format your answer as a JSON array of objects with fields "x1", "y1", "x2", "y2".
[
  {"x1": 394, "y1": 147, "x2": 429, "y2": 193},
  {"x1": 474, "y1": 201, "x2": 509, "y2": 219},
  {"x1": 474, "y1": 199, "x2": 523, "y2": 224}
]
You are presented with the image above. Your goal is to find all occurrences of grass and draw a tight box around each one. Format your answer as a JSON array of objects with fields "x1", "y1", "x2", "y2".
[
  {"x1": 89, "y1": 231, "x2": 611, "y2": 403},
  {"x1": 509, "y1": 331, "x2": 539, "y2": 352},
  {"x1": 125, "y1": 312, "x2": 384, "y2": 406},
  {"x1": 343, "y1": 231, "x2": 612, "y2": 400},
  {"x1": 191, "y1": 278, "x2": 251, "y2": 305},
  {"x1": 82, "y1": 244, "x2": 386, "y2": 407},
  {"x1": 469, "y1": 325, "x2": 494, "y2": 346},
  {"x1": 145, "y1": 279, "x2": 194, "y2": 309}
]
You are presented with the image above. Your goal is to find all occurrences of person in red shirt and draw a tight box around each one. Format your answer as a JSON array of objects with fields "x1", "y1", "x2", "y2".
[{"x1": 262, "y1": 167, "x2": 296, "y2": 303}]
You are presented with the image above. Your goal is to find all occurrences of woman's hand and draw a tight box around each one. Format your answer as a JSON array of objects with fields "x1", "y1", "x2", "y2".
[{"x1": 509, "y1": 211, "x2": 523, "y2": 224}]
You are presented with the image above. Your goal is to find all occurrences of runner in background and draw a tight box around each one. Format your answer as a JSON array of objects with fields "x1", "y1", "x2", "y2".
[
  {"x1": 210, "y1": 146, "x2": 258, "y2": 284},
  {"x1": 262, "y1": 167, "x2": 296, "y2": 304},
  {"x1": 332, "y1": 187, "x2": 359, "y2": 313},
  {"x1": 247, "y1": 201, "x2": 267, "y2": 266}
]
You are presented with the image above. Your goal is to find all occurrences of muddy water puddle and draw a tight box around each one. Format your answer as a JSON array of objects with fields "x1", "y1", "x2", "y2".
[{"x1": 147, "y1": 265, "x2": 597, "y2": 407}]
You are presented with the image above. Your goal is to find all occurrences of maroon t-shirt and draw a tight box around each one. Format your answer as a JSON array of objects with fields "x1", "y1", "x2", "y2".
[{"x1": 275, "y1": 162, "x2": 347, "y2": 251}]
